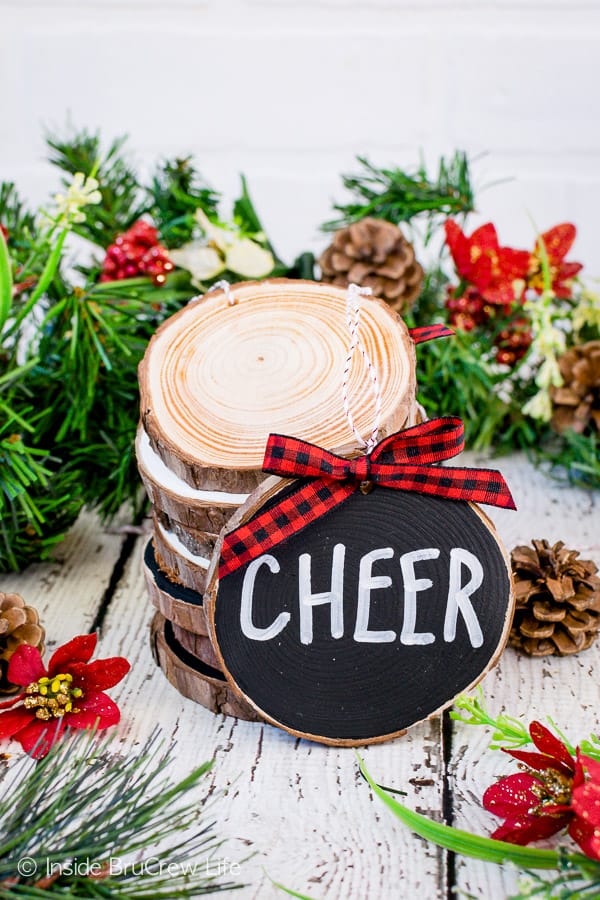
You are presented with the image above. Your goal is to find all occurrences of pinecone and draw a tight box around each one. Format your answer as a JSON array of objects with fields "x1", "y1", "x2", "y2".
[
  {"x1": 550, "y1": 340, "x2": 600, "y2": 435},
  {"x1": 509, "y1": 540, "x2": 600, "y2": 657},
  {"x1": 0, "y1": 592, "x2": 45, "y2": 693},
  {"x1": 319, "y1": 217, "x2": 423, "y2": 313}
]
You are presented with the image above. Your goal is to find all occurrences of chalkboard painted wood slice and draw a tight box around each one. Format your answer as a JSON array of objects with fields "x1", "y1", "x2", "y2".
[
  {"x1": 136, "y1": 426, "x2": 246, "y2": 533},
  {"x1": 150, "y1": 611, "x2": 261, "y2": 721},
  {"x1": 138, "y1": 279, "x2": 417, "y2": 494},
  {"x1": 143, "y1": 539, "x2": 208, "y2": 635},
  {"x1": 152, "y1": 518, "x2": 210, "y2": 592},
  {"x1": 206, "y1": 477, "x2": 514, "y2": 747},
  {"x1": 171, "y1": 622, "x2": 222, "y2": 669}
]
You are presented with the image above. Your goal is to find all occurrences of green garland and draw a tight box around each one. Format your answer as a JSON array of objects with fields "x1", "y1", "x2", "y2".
[
  {"x1": 0, "y1": 130, "x2": 598, "y2": 572},
  {"x1": 0, "y1": 128, "x2": 279, "y2": 571}
]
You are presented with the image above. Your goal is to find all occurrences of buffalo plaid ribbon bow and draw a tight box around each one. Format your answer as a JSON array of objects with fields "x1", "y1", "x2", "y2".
[{"x1": 219, "y1": 416, "x2": 515, "y2": 578}]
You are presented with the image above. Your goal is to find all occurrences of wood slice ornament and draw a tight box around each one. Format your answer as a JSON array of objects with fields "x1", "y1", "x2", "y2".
[
  {"x1": 136, "y1": 426, "x2": 246, "y2": 534},
  {"x1": 138, "y1": 279, "x2": 418, "y2": 495},
  {"x1": 206, "y1": 419, "x2": 516, "y2": 747},
  {"x1": 150, "y1": 612, "x2": 260, "y2": 721},
  {"x1": 152, "y1": 518, "x2": 211, "y2": 591},
  {"x1": 143, "y1": 540, "x2": 208, "y2": 635}
]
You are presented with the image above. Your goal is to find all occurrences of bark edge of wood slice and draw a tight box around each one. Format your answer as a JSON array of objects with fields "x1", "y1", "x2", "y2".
[
  {"x1": 136, "y1": 425, "x2": 245, "y2": 532},
  {"x1": 152, "y1": 518, "x2": 210, "y2": 594},
  {"x1": 150, "y1": 611, "x2": 261, "y2": 722},
  {"x1": 142, "y1": 539, "x2": 208, "y2": 635}
]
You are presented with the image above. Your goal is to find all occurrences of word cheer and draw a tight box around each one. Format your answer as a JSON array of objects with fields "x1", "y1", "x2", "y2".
[{"x1": 239, "y1": 544, "x2": 485, "y2": 648}]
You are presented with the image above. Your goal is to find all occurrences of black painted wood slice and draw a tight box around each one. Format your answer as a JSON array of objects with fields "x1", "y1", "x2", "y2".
[
  {"x1": 143, "y1": 539, "x2": 208, "y2": 635},
  {"x1": 150, "y1": 612, "x2": 261, "y2": 721},
  {"x1": 206, "y1": 477, "x2": 514, "y2": 746}
]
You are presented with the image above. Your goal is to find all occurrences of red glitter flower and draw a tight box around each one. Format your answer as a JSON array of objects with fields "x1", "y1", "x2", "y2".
[
  {"x1": 483, "y1": 721, "x2": 600, "y2": 859},
  {"x1": 528, "y1": 223, "x2": 583, "y2": 298},
  {"x1": 444, "y1": 219, "x2": 530, "y2": 306},
  {"x1": 0, "y1": 634, "x2": 129, "y2": 758},
  {"x1": 100, "y1": 220, "x2": 173, "y2": 286}
]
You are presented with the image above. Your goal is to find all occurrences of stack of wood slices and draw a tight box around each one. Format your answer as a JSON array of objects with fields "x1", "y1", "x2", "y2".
[{"x1": 137, "y1": 279, "x2": 420, "y2": 719}]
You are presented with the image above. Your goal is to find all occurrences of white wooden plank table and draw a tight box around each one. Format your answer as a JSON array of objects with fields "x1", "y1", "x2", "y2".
[{"x1": 0, "y1": 453, "x2": 598, "y2": 900}]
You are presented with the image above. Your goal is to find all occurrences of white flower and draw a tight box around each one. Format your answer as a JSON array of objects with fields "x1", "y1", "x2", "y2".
[
  {"x1": 169, "y1": 242, "x2": 225, "y2": 285},
  {"x1": 173, "y1": 208, "x2": 275, "y2": 285},
  {"x1": 195, "y1": 208, "x2": 231, "y2": 252},
  {"x1": 573, "y1": 289, "x2": 600, "y2": 334},
  {"x1": 225, "y1": 238, "x2": 274, "y2": 278},
  {"x1": 535, "y1": 356, "x2": 563, "y2": 390},
  {"x1": 523, "y1": 390, "x2": 553, "y2": 422},
  {"x1": 54, "y1": 172, "x2": 101, "y2": 225}
]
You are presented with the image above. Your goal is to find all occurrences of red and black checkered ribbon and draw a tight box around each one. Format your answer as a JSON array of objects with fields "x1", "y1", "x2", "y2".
[
  {"x1": 219, "y1": 416, "x2": 515, "y2": 578},
  {"x1": 409, "y1": 324, "x2": 454, "y2": 344}
]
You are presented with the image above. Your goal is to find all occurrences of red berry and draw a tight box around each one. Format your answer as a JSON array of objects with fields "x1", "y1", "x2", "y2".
[{"x1": 100, "y1": 220, "x2": 172, "y2": 285}]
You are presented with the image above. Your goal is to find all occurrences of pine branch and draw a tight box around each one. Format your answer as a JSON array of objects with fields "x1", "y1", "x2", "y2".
[
  {"x1": 148, "y1": 157, "x2": 220, "y2": 249},
  {"x1": 0, "y1": 183, "x2": 37, "y2": 257},
  {"x1": 46, "y1": 127, "x2": 146, "y2": 246},
  {"x1": 323, "y1": 151, "x2": 475, "y2": 238},
  {"x1": 0, "y1": 729, "x2": 243, "y2": 897}
]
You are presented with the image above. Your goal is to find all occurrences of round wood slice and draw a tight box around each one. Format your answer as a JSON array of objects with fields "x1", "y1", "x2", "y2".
[
  {"x1": 205, "y1": 476, "x2": 514, "y2": 747},
  {"x1": 143, "y1": 539, "x2": 208, "y2": 635},
  {"x1": 153, "y1": 509, "x2": 217, "y2": 560},
  {"x1": 136, "y1": 426, "x2": 244, "y2": 532},
  {"x1": 150, "y1": 611, "x2": 261, "y2": 721},
  {"x1": 152, "y1": 519, "x2": 209, "y2": 593},
  {"x1": 171, "y1": 622, "x2": 222, "y2": 669},
  {"x1": 138, "y1": 278, "x2": 417, "y2": 493}
]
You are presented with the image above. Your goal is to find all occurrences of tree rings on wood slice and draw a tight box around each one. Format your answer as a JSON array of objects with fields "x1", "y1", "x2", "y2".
[
  {"x1": 206, "y1": 476, "x2": 514, "y2": 747},
  {"x1": 143, "y1": 539, "x2": 208, "y2": 635},
  {"x1": 138, "y1": 279, "x2": 417, "y2": 494},
  {"x1": 150, "y1": 611, "x2": 261, "y2": 721},
  {"x1": 152, "y1": 517, "x2": 210, "y2": 593},
  {"x1": 136, "y1": 426, "x2": 245, "y2": 532}
]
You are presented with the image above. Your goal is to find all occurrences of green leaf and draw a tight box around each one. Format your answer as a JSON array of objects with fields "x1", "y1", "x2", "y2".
[
  {"x1": 0, "y1": 221, "x2": 12, "y2": 331},
  {"x1": 357, "y1": 755, "x2": 585, "y2": 871}
]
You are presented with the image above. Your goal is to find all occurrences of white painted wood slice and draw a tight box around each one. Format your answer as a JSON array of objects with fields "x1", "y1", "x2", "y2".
[
  {"x1": 152, "y1": 519, "x2": 209, "y2": 592},
  {"x1": 138, "y1": 278, "x2": 417, "y2": 493},
  {"x1": 150, "y1": 611, "x2": 261, "y2": 721},
  {"x1": 136, "y1": 426, "x2": 245, "y2": 532},
  {"x1": 153, "y1": 509, "x2": 217, "y2": 560}
]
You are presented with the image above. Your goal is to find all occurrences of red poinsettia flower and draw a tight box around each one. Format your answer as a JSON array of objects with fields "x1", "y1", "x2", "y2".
[
  {"x1": 570, "y1": 754, "x2": 600, "y2": 859},
  {"x1": 528, "y1": 223, "x2": 583, "y2": 298},
  {"x1": 444, "y1": 219, "x2": 530, "y2": 306},
  {"x1": 483, "y1": 721, "x2": 600, "y2": 859},
  {"x1": 0, "y1": 634, "x2": 129, "y2": 758}
]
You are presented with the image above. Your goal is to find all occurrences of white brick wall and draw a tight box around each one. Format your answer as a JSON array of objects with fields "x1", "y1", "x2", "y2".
[{"x1": 2, "y1": 0, "x2": 600, "y2": 272}]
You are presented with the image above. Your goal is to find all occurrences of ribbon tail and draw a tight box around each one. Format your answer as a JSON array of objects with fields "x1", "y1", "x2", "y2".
[
  {"x1": 380, "y1": 464, "x2": 516, "y2": 511},
  {"x1": 219, "y1": 480, "x2": 355, "y2": 579},
  {"x1": 409, "y1": 324, "x2": 454, "y2": 344}
]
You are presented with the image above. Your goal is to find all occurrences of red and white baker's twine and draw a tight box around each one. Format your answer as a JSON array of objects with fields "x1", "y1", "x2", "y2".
[
  {"x1": 342, "y1": 284, "x2": 382, "y2": 453},
  {"x1": 210, "y1": 279, "x2": 237, "y2": 305}
]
